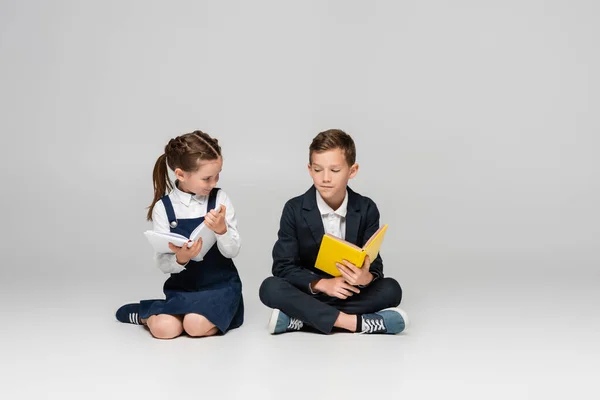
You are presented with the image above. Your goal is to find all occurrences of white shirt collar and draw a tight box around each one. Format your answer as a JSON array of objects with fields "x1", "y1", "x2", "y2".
[
  {"x1": 316, "y1": 189, "x2": 348, "y2": 218},
  {"x1": 173, "y1": 181, "x2": 206, "y2": 207}
]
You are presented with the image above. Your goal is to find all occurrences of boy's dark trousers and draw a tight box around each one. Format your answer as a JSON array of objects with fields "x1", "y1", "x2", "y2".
[{"x1": 259, "y1": 276, "x2": 402, "y2": 334}]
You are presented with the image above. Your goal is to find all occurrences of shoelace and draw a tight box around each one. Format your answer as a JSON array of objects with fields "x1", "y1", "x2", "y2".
[
  {"x1": 287, "y1": 318, "x2": 303, "y2": 330},
  {"x1": 361, "y1": 316, "x2": 386, "y2": 333}
]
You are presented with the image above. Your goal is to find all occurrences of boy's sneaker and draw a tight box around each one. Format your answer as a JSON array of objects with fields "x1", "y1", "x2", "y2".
[
  {"x1": 360, "y1": 307, "x2": 409, "y2": 334},
  {"x1": 267, "y1": 309, "x2": 304, "y2": 334},
  {"x1": 115, "y1": 303, "x2": 143, "y2": 325}
]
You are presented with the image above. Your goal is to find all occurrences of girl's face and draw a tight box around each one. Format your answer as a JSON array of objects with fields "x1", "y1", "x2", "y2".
[{"x1": 176, "y1": 157, "x2": 223, "y2": 196}]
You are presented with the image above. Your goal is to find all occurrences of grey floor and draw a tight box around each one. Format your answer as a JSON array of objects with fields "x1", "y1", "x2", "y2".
[{"x1": 1, "y1": 253, "x2": 597, "y2": 400}]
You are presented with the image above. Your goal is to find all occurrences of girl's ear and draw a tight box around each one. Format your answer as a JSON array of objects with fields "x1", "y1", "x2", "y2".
[{"x1": 174, "y1": 168, "x2": 186, "y2": 182}]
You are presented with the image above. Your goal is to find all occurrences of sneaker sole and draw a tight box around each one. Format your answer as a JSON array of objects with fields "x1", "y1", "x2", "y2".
[{"x1": 267, "y1": 309, "x2": 281, "y2": 334}]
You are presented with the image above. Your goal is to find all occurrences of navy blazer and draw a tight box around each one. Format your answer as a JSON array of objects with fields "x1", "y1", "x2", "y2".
[{"x1": 272, "y1": 185, "x2": 384, "y2": 291}]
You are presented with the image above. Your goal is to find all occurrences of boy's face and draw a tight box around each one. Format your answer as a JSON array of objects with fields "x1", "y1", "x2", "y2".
[{"x1": 308, "y1": 148, "x2": 358, "y2": 202}]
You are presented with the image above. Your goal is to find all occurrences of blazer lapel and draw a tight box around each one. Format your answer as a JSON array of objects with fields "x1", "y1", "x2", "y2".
[
  {"x1": 302, "y1": 186, "x2": 325, "y2": 246},
  {"x1": 345, "y1": 187, "x2": 361, "y2": 245}
]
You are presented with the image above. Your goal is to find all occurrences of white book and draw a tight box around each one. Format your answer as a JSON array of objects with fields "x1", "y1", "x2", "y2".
[{"x1": 144, "y1": 221, "x2": 218, "y2": 262}]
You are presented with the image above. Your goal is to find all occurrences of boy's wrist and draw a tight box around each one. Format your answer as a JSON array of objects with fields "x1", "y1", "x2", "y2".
[
  {"x1": 358, "y1": 272, "x2": 376, "y2": 287},
  {"x1": 310, "y1": 279, "x2": 323, "y2": 293}
]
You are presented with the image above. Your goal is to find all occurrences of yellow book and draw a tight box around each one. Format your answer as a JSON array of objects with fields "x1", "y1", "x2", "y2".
[{"x1": 314, "y1": 224, "x2": 388, "y2": 277}]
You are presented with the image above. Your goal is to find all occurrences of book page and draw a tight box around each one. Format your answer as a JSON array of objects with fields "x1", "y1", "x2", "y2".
[
  {"x1": 363, "y1": 224, "x2": 388, "y2": 262},
  {"x1": 363, "y1": 224, "x2": 387, "y2": 248},
  {"x1": 144, "y1": 231, "x2": 189, "y2": 254},
  {"x1": 189, "y1": 223, "x2": 218, "y2": 261}
]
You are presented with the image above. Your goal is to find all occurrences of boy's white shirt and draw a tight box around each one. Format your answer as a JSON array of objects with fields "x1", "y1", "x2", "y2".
[
  {"x1": 315, "y1": 189, "x2": 348, "y2": 240},
  {"x1": 151, "y1": 185, "x2": 241, "y2": 274}
]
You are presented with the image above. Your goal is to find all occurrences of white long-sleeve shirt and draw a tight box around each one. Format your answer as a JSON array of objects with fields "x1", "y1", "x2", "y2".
[{"x1": 151, "y1": 185, "x2": 241, "y2": 274}]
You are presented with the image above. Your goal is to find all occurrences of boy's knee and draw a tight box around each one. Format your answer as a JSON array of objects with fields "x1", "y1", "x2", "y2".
[
  {"x1": 259, "y1": 276, "x2": 286, "y2": 305},
  {"x1": 379, "y1": 277, "x2": 403, "y2": 306}
]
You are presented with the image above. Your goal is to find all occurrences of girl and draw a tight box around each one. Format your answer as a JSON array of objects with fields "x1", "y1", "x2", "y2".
[{"x1": 116, "y1": 130, "x2": 244, "y2": 339}]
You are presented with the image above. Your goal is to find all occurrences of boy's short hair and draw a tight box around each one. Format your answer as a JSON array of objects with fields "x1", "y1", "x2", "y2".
[{"x1": 309, "y1": 129, "x2": 356, "y2": 167}]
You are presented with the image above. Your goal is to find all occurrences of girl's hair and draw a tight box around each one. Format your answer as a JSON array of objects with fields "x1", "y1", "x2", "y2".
[{"x1": 147, "y1": 130, "x2": 222, "y2": 221}]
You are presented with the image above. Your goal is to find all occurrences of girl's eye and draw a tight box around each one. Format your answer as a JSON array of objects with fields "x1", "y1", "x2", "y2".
[
  {"x1": 314, "y1": 169, "x2": 322, "y2": 172},
  {"x1": 203, "y1": 174, "x2": 219, "y2": 181},
  {"x1": 332, "y1": 170, "x2": 340, "y2": 173}
]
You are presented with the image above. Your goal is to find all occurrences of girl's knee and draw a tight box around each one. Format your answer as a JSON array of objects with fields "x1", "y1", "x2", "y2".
[
  {"x1": 183, "y1": 313, "x2": 216, "y2": 337},
  {"x1": 147, "y1": 314, "x2": 183, "y2": 339}
]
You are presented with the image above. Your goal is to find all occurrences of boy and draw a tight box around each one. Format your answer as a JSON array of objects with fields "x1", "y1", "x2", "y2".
[{"x1": 259, "y1": 129, "x2": 408, "y2": 334}]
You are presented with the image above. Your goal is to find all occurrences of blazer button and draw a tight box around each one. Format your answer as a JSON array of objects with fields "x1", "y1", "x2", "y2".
[{"x1": 170, "y1": 221, "x2": 178, "y2": 228}]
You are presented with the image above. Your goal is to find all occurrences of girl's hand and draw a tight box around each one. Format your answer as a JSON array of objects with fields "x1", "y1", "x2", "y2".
[
  {"x1": 168, "y1": 239, "x2": 203, "y2": 265},
  {"x1": 204, "y1": 204, "x2": 227, "y2": 235}
]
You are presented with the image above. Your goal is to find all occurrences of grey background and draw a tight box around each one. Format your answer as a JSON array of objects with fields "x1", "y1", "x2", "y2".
[{"x1": 1, "y1": 1, "x2": 598, "y2": 399}]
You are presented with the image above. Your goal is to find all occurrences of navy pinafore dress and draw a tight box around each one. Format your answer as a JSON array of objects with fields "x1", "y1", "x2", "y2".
[{"x1": 139, "y1": 188, "x2": 244, "y2": 334}]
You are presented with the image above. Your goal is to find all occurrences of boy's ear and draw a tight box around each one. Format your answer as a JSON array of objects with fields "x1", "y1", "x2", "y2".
[
  {"x1": 349, "y1": 163, "x2": 359, "y2": 178},
  {"x1": 174, "y1": 168, "x2": 186, "y2": 182}
]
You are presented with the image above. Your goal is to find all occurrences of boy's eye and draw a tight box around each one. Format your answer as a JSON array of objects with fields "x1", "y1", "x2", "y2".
[{"x1": 314, "y1": 169, "x2": 340, "y2": 173}]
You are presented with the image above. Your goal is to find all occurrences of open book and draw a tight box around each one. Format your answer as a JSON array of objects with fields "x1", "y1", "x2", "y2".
[
  {"x1": 144, "y1": 220, "x2": 219, "y2": 262},
  {"x1": 314, "y1": 224, "x2": 388, "y2": 277}
]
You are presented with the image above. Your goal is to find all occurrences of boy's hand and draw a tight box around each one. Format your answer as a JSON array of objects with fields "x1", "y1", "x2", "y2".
[
  {"x1": 313, "y1": 276, "x2": 360, "y2": 299},
  {"x1": 336, "y1": 256, "x2": 374, "y2": 286},
  {"x1": 168, "y1": 239, "x2": 203, "y2": 265},
  {"x1": 204, "y1": 204, "x2": 227, "y2": 235}
]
